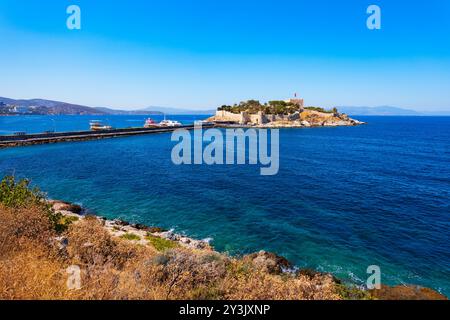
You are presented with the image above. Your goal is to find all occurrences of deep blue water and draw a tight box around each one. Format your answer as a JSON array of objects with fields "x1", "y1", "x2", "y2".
[{"x1": 0, "y1": 115, "x2": 449, "y2": 296}]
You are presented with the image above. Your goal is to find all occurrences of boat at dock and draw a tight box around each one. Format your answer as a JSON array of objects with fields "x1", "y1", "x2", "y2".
[
  {"x1": 143, "y1": 116, "x2": 182, "y2": 128},
  {"x1": 158, "y1": 119, "x2": 182, "y2": 127},
  {"x1": 90, "y1": 120, "x2": 113, "y2": 131},
  {"x1": 144, "y1": 118, "x2": 158, "y2": 128}
]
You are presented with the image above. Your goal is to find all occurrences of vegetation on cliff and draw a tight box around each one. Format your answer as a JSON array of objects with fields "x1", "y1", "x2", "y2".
[
  {"x1": 217, "y1": 100, "x2": 338, "y2": 116},
  {"x1": 218, "y1": 100, "x2": 302, "y2": 115}
]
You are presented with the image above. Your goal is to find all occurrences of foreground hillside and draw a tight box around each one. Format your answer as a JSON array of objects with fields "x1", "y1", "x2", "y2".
[{"x1": 0, "y1": 177, "x2": 446, "y2": 300}]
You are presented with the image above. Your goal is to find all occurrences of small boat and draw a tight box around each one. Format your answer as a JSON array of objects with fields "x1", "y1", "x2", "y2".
[
  {"x1": 159, "y1": 119, "x2": 182, "y2": 127},
  {"x1": 158, "y1": 114, "x2": 181, "y2": 127},
  {"x1": 90, "y1": 120, "x2": 113, "y2": 131},
  {"x1": 144, "y1": 118, "x2": 158, "y2": 128}
]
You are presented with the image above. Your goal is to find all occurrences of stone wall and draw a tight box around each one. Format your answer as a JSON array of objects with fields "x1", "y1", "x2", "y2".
[
  {"x1": 215, "y1": 110, "x2": 245, "y2": 123},
  {"x1": 214, "y1": 110, "x2": 301, "y2": 125}
]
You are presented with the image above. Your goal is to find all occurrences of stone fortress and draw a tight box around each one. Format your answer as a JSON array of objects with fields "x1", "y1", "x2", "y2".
[
  {"x1": 208, "y1": 96, "x2": 364, "y2": 128},
  {"x1": 213, "y1": 98, "x2": 304, "y2": 125}
]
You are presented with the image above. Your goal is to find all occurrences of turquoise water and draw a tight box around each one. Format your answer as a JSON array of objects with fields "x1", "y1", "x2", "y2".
[{"x1": 0, "y1": 115, "x2": 449, "y2": 295}]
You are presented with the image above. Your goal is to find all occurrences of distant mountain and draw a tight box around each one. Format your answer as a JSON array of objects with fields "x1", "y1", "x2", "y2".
[
  {"x1": 93, "y1": 107, "x2": 162, "y2": 115},
  {"x1": 337, "y1": 106, "x2": 421, "y2": 116},
  {"x1": 0, "y1": 97, "x2": 215, "y2": 116},
  {"x1": 140, "y1": 106, "x2": 215, "y2": 115},
  {"x1": 422, "y1": 110, "x2": 450, "y2": 116},
  {"x1": 0, "y1": 97, "x2": 107, "y2": 115}
]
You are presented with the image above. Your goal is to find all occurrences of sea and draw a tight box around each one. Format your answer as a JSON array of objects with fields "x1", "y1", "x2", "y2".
[{"x1": 0, "y1": 114, "x2": 449, "y2": 296}]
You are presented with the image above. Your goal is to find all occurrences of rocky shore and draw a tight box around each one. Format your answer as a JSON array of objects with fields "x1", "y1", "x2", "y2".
[
  {"x1": 258, "y1": 110, "x2": 366, "y2": 128},
  {"x1": 49, "y1": 200, "x2": 212, "y2": 251},
  {"x1": 48, "y1": 199, "x2": 447, "y2": 300}
]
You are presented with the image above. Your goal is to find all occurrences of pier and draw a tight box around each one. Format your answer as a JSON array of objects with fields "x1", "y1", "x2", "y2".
[{"x1": 0, "y1": 124, "x2": 215, "y2": 149}]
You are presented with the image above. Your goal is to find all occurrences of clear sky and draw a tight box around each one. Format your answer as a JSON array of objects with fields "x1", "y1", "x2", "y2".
[{"x1": 1, "y1": 0, "x2": 450, "y2": 111}]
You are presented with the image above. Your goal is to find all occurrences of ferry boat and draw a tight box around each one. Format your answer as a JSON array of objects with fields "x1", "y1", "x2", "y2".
[
  {"x1": 158, "y1": 114, "x2": 182, "y2": 127},
  {"x1": 158, "y1": 119, "x2": 182, "y2": 127},
  {"x1": 89, "y1": 120, "x2": 113, "y2": 131},
  {"x1": 144, "y1": 118, "x2": 158, "y2": 128}
]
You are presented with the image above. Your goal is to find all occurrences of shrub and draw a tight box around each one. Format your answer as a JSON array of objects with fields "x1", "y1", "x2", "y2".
[
  {"x1": 136, "y1": 249, "x2": 228, "y2": 299},
  {"x1": 146, "y1": 234, "x2": 178, "y2": 251},
  {"x1": 0, "y1": 204, "x2": 56, "y2": 255},
  {"x1": 67, "y1": 218, "x2": 137, "y2": 268},
  {"x1": 0, "y1": 176, "x2": 65, "y2": 232},
  {"x1": 0, "y1": 176, "x2": 45, "y2": 208},
  {"x1": 305, "y1": 106, "x2": 334, "y2": 113},
  {"x1": 220, "y1": 263, "x2": 341, "y2": 300},
  {"x1": 121, "y1": 233, "x2": 141, "y2": 241},
  {"x1": 336, "y1": 284, "x2": 374, "y2": 300},
  {"x1": 58, "y1": 215, "x2": 79, "y2": 231}
]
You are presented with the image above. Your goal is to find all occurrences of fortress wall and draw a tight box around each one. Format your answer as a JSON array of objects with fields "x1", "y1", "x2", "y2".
[
  {"x1": 215, "y1": 110, "x2": 300, "y2": 124},
  {"x1": 215, "y1": 110, "x2": 244, "y2": 123}
]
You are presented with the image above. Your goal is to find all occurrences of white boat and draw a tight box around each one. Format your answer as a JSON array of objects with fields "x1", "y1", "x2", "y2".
[
  {"x1": 89, "y1": 120, "x2": 113, "y2": 131},
  {"x1": 159, "y1": 119, "x2": 182, "y2": 127},
  {"x1": 158, "y1": 114, "x2": 182, "y2": 127}
]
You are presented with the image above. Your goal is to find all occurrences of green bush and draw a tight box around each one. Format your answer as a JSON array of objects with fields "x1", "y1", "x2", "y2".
[
  {"x1": 305, "y1": 106, "x2": 336, "y2": 113},
  {"x1": 0, "y1": 175, "x2": 65, "y2": 233},
  {"x1": 335, "y1": 284, "x2": 374, "y2": 300},
  {"x1": 217, "y1": 100, "x2": 304, "y2": 115},
  {"x1": 146, "y1": 234, "x2": 179, "y2": 251},
  {"x1": 0, "y1": 176, "x2": 45, "y2": 208},
  {"x1": 120, "y1": 233, "x2": 141, "y2": 241},
  {"x1": 58, "y1": 215, "x2": 79, "y2": 230}
]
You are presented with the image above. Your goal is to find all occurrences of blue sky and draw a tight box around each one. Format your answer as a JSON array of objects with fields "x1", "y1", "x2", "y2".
[{"x1": 1, "y1": 0, "x2": 449, "y2": 111}]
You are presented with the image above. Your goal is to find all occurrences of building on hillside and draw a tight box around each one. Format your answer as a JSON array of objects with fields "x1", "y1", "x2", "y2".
[{"x1": 285, "y1": 98, "x2": 304, "y2": 109}]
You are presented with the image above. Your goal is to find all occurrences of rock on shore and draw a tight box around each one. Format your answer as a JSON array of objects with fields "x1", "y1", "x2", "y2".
[{"x1": 49, "y1": 200, "x2": 212, "y2": 251}]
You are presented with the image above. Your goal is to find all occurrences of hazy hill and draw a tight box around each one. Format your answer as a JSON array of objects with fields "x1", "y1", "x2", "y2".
[
  {"x1": 0, "y1": 97, "x2": 107, "y2": 115},
  {"x1": 337, "y1": 106, "x2": 421, "y2": 116},
  {"x1": 0, "y1": 97, "x2": 214, "y2": 115},
  {"x1": 140, "y1": 106, "x2": 216, "y2": 115},
  {"x1": 93, "y1": 107, "x2": 162, "y2": 115}
]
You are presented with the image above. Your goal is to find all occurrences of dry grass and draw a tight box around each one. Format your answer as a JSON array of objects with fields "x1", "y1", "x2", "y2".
[
  {"x1": 219, "y1": 261, "x2": 340, "y2": 300},
  {"x1": 0, "y1": 204, "x2": 68, "y2": 299}
]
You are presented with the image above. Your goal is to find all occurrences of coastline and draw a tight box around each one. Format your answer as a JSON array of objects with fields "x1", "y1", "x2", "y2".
[
  {"x1": 49, "y1": 199, "x2": 447, "y2": 300},
  {"x1": 49, "y1": 200, "x2": 213, "y2": 252}
]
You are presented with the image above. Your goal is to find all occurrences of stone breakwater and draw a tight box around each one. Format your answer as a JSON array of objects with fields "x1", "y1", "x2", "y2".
[
  {"x1": 0, "y1": 124, "x2": 215, "y2": 149},
  {"x1": 49, "y1": 199, "x2": 447, "y2": 300}
]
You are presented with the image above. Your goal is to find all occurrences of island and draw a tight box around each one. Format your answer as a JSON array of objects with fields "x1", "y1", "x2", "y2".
[{"x1": 206, "y1": 97, "x2": 365, "y2": 127}]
